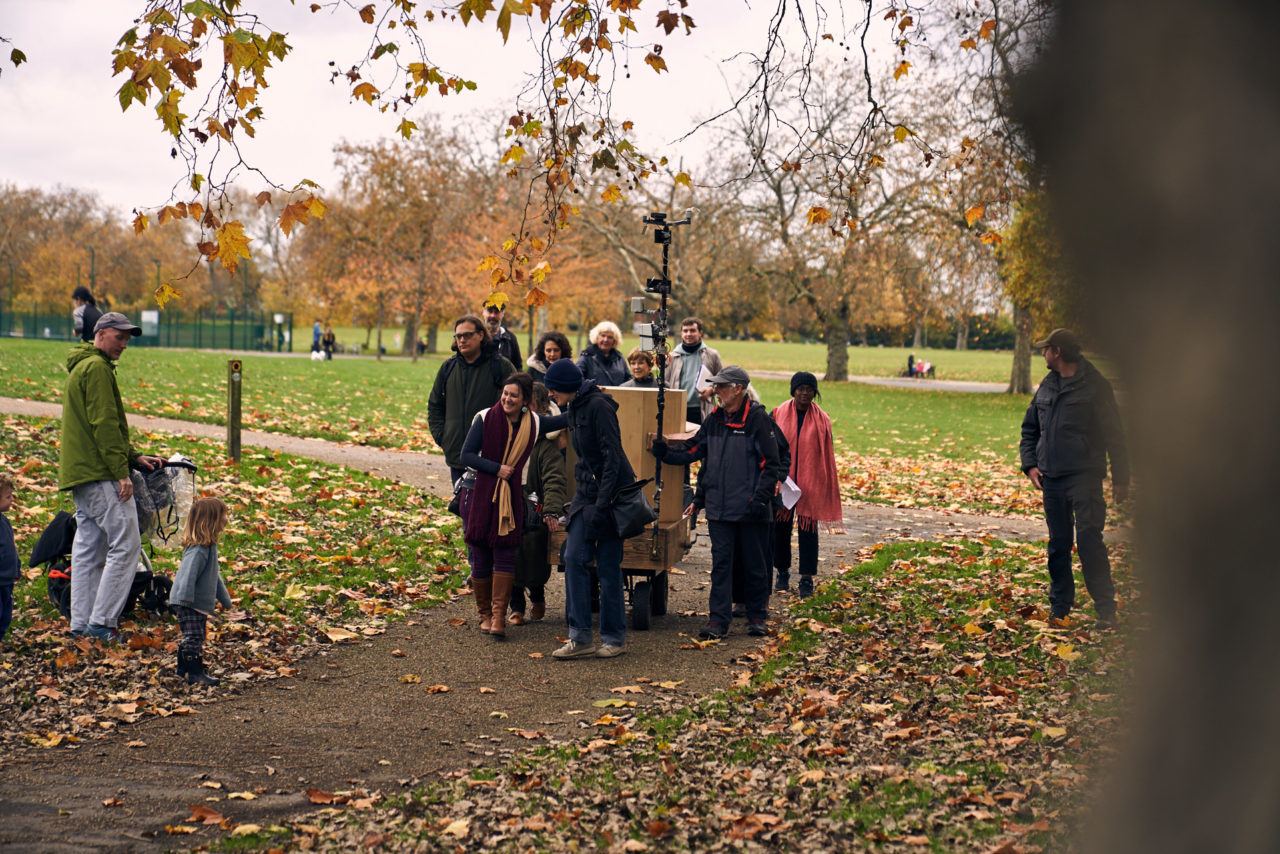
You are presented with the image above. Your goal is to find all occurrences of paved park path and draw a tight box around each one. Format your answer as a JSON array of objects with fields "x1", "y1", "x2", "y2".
[{"x1": 0, "y1": 397, "x2": 1045, "y2": 852}]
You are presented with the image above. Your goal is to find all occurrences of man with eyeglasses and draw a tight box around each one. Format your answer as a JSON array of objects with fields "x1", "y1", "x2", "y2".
[{"x1": 428, "y1": 315, "x2": 517, "y2": 483}]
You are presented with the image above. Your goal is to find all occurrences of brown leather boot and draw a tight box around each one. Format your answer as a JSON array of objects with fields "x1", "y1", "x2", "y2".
[
  {"x1": 472, "y1": 577, "x2": 493, "y2": 633},
  {"x1": 490, "y1": 573, "x2": 514, "y2": 640}
]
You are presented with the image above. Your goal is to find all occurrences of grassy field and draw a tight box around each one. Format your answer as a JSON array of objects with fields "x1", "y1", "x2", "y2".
[
  {"x1": 0, "y1": 338, "x2": 1053, "y2": 515},
  {"x1": 294, "y1": 324, "x2": 1018, "y2": 383}
]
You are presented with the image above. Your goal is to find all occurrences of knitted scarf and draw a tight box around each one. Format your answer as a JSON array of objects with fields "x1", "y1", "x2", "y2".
[
  {"x1": 464, "y1": 404, "x2": 535, "y2": 548},
  {"x1": 772, "y1": 399, "x2": 842, "y2": 530}
]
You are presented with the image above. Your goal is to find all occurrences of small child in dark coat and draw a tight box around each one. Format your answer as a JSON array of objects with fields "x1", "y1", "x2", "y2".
[{"x1": 0, "y1": 474, "x2": 18, "y2": 642}]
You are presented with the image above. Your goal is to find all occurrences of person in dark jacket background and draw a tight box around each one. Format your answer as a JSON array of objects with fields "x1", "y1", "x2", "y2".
[
  {"x1": 652, "y1": 365, "x2": 780, "y2": 639},
  {"x1": 525, "y1": 330, "x2": 572, "y2": 383},
  {"x1": 1019, "y1": 328, "x2": 1129, "y2": 629},
  {"x1": 71, "y1": 286, "x2": 103, "y2": 344},
  {"x1": 428, "y1": 315, "x2": 517, "y2": 484},
  {"x1": 543, "y1": 358, "x2": 635, "y2": 660},
  {"x1": 576, "y1": 320, "x2": 630, "y2": 386}
]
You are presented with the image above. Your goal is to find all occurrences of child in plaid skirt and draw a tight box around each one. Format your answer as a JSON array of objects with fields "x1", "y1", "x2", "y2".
[{"x1": 168, "y1": 497, "x2": 233, "y2": 686}]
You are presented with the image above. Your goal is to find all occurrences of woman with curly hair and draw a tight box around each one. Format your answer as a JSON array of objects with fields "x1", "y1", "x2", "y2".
[{"x1": 527, "y1": 330, "x2": 572, "y2": 383}]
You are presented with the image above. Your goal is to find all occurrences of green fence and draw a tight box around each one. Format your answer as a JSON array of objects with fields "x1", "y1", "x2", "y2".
[{"x1": 0, "y1": 307, "x2": 294, "y2": 352}]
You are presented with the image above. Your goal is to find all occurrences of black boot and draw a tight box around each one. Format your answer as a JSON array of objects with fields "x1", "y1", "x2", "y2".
[
  {"x1": 774, "y1": 570, "x2": 791, "y2": 592},
  {"x1": 180, "y1": 650, "x2": 220, "y2": 686},
  {"x1": 797, "y1": 575, "x2": 815, "y2": 598}
]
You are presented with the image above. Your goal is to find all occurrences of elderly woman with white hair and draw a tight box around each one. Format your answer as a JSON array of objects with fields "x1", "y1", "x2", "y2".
[{"x1": 576, "y1": 320, "x2": 631, "y2": 386}]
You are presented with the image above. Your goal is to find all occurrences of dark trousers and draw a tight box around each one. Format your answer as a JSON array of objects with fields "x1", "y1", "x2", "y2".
[
  {"x1": 734, "y1": 521, "x2": 776, "y2": 602},
  {"x1": 708, "y1": 520, "x2": 769, "y2": 627},
  {"x1": 0, "y1": 583, "x2": 12, "y2": 640},
  {"x1": 773, "y1": 517, "x2": 819, "y2": 577},
  {"x1": 1042, "y1": 473, "x2": 1116, "y2": 617},
  {"x1": 509, "y1": 584, "x2": 545, "y2": 614}
]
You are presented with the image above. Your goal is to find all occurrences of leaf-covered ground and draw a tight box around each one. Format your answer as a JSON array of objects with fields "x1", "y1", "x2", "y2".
[
  {"x1": 221, "y1": 538, "x2": 1137, "y2": 853},
  {"x1": 0, "y1": 415, "x2": 468, "y2": 758}
]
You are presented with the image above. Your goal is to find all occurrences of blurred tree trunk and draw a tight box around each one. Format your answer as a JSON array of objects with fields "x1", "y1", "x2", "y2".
[{"x1": 1027, "y1": 1, "x2": 1280, "y2": 850}]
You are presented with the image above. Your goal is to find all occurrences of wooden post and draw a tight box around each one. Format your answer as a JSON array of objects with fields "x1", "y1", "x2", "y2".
[{"x1": 227, "y1": 359, "x2": 242, "y2": 462}]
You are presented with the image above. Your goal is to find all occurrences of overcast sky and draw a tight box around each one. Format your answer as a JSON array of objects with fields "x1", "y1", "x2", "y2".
[{"x1": 0, "y1": 0, "x2": 839, "y2": 216}]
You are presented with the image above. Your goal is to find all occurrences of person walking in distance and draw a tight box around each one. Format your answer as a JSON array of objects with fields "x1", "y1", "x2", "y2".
[{"x1": 1019, "y1": 328, "x2": 1129, "y2": 629}]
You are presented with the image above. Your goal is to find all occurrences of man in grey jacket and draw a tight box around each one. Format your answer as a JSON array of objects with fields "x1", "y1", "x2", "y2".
[
  {"x1": 1019, "y1": 328, "x2": 1129, "y2": 629},
  {"x1": 664, "y1": 317, "x2": 722, "y2": 426}
]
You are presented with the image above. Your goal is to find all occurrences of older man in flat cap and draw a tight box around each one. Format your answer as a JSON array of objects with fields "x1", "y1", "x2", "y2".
[{"x1": 59, "y1": 312, "x2": 164, "y2": 642}]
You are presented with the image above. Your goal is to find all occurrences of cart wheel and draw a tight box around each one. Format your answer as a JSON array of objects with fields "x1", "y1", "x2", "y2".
[
  {"x1": 632, "y1": 580, "x2": 652, "y2": 631},
  {"x1": 653, "y1": 572, "x2": 669, "y2": 616}
]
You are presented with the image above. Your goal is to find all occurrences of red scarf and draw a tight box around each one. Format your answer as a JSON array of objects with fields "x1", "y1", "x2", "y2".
[{"x1": 772, "y1": 399, "x2": 842, "y2": 529}]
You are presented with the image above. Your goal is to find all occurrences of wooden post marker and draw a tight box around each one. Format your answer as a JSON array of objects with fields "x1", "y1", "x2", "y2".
[{"x1": 227, "y1": 359, "x2": 243, "y2": 462}]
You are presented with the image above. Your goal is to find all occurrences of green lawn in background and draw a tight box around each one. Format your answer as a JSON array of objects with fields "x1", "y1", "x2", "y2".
[
  {"x1": 290, "y1": 324, "x2": 1019, "y2": 383},
  {"x1": 0, "y1": 339, "x2": 1032, "y2": 465}
]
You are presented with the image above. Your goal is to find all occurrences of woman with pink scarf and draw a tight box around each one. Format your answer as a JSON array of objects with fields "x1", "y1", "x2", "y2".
[{"x1": 771, "y1": 371, "x2": 843, "y2": 597}]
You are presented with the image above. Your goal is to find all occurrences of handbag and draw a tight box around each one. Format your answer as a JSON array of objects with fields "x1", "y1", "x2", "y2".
[
  {"x1": 611, "y1": 478, "x2": 658, "y2": 540},
  {"x1": 447, "y1": 470, "x2": 475, "y2": 516}
]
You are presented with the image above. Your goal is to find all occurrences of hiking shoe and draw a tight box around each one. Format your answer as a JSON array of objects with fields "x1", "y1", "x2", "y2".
[
  {"x1": 797, "y1": 578, "x2": 815, "y2": 599},
  {"x1": 85, "y1": 624, "x2": 120, "y2": 644},
  {"x1": 552, "y1": 640, "x2": 597, "y2": 660},
  {"x1": 595, "y1": 644, "x2": 625, "y2": 659},
  {"x1": 747, "y1": 618, "x2": 768, "y2": 637},
  {"x1": 697, "y1": 623, "x2": 728, "y2": 641},
  {"x1": 1095, "y1": 613, "x2": 1118, "y2": 631}
]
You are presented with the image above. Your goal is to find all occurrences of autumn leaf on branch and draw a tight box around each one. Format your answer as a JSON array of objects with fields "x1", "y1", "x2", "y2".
[
  {"x1": 485, "y1": 291, "x2": 509, "y2": 311},
  {"x1": 213, "y1": 221, "x2": 252, "y2": 273},
  {"x1": 154, "y1": 282, "x2": 183, "y2": 309},
  {"x1": 806, "y1": 206, "x2": 832, "y2": 227},
  {"x1": 965, "y1": 204, "x2": 986, "y2": 227}
]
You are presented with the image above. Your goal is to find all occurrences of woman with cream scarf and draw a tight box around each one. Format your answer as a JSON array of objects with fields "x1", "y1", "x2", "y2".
[{"x1": 460, "y1": 372, "x2": 566, "y2": 638}]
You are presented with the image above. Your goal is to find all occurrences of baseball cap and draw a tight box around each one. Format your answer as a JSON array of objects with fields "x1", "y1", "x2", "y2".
[
  {"x1": 1032, "y1": 328, "x2": 1079, "y2": 351},
  {"x1": 706, "y1": 365, "x2": 750, "y2": 387},
  {"x1": 93, "y1": 312, "x2": 143, "y2": 337}
]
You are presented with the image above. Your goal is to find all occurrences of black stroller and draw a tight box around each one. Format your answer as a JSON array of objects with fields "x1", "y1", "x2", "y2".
[{"x1": 29, "y1": 458, "x2": 198, "y2": 621}]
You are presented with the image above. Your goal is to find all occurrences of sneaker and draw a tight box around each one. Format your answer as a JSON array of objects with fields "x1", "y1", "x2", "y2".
[
  {"x1": 697, "y1": 623, "x2": 727, "y2": 641},
  {"x1": 1094, "y1": 613, "x2": 1118, "y2": 631},
  {"x1": 552, "y1": 639, "x2": 597, "y2": 660},
  {"x1": 747, "y1": 618, "x2": 768, "y2": 637},
  {"x1": 85, "y1": 624, "x2": 120, "y2": 644},
  {"x1": 595, "y1": 644, "x2": 625, "y2": 658}
]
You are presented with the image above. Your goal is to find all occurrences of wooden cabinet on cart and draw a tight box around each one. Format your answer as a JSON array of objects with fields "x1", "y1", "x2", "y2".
[{"x1": 548, "y1": 386, "x2": 696, "y2": 629}]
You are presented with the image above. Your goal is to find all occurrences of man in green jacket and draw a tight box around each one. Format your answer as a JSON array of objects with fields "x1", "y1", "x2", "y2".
[
  {"x1": 60, "y1": 312, "x2": 163, "y2": 642},
  {"x1": 427, "y1": 315, "x2": 516, "y2": 484}
]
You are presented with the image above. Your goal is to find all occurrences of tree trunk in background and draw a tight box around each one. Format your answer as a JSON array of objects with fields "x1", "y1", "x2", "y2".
[
  {"x1": 954, "y1": 316, "x2": 969, "y2": 350},
  {"x1": 425, "y1": 325, "x2": 439, "y2": 354},
  {"x1": 823, "y1": 311, "x2": 849, "y2": 382},
  {"x1": 1007, "y1": 302, "x2": 1033, "y2": 395},
  {"x1": 375, "y1": 294, "x2": 384, "y2": 363},
  {"x1": 1027, "y1": 2, "x2": 1280, "y2": 850},
  {"x1": 912, "y1": 319, "x2": 923, "y2": 349}
]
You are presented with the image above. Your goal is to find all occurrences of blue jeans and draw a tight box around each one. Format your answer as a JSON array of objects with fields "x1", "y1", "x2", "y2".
[
  {"x1": 1042, "y1": 473, "x2": 1116, "y2": 617},
  {"x1": 564, "y1": 513, "x2": 625, "y2": 646}
]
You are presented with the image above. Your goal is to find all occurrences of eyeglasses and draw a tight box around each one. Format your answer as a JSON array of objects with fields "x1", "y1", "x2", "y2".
[{"x1": 454, "y1": 331, "x2": 478, "y2": 341}]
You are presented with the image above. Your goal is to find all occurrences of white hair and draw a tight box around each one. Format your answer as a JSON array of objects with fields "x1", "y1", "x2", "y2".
[{"x1": 588, "y1": 320, "x2": 623, "y2": 347}]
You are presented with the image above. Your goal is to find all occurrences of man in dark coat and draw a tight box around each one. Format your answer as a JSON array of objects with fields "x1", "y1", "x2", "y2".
[
  {"x1": 482, "y1": 302, "x2": 522, "y2": 368},
  {"x1": 428, "y1": 315, "x2": 516, "y2": 483},
  {"x1": 652, "y1": 365, "x2": 781, "y2": 639},
  {"x1": 1019, "y1": 328, "x2": 1129, "y2": 629},
  {"x1": 543, "y1": 358, "x2": 635, "y2": 660}
]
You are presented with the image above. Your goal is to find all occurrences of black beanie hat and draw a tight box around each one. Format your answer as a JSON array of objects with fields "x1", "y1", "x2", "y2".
[
  {"x1": 790, "y1": 371, "x2": 819, "y2": 395},
  {"x1": 544, "y1": 358, "x2": 584, "y2": 392}
]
